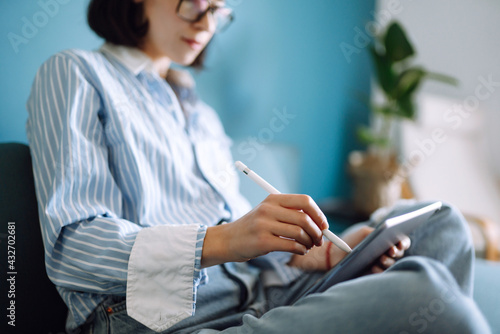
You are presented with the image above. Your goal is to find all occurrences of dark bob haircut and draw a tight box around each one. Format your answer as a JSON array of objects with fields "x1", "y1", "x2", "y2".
[{"x1": 87, "y1": 0, "x2": 206, "y2": 69}]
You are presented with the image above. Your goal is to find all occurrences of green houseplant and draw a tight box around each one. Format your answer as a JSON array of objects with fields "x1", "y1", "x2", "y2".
[{"x1": 349, "y1": 21, "x2": 457, "y2": 215}]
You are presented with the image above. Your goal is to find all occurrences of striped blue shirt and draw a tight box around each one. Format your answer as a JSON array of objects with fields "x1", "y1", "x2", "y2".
[{"x1": 26, "y1": 44, "x2": 301, "y2": 331}]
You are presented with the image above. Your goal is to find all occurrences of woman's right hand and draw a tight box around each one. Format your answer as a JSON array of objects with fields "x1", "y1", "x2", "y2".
[{"x1": 201, "y1": 194, "x2": 329, "y2": 268}]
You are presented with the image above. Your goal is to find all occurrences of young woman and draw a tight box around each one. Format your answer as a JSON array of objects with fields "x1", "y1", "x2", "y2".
[{"x1": 26, "y1": 0, "x2": 489, "y2": 333}]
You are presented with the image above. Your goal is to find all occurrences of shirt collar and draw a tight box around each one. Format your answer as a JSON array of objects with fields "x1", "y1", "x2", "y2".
[{"x1": 100, "y1": 43, "x2": 156, "y2": 76}]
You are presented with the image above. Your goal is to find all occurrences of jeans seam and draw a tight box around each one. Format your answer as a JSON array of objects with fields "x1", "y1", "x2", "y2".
[{"x1": 99, "y1": 303, "x2": 111, "y2": 334}]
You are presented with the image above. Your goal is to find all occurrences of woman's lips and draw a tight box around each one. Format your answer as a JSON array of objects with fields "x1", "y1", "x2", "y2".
[{"x1": 182, "y1": 37, "x2": 204, "y2": 50}]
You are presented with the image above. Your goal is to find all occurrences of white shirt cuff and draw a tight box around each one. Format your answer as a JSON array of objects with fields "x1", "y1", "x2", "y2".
[{"x1": 126, "y1": 224, "x2": 207, "y2": 332}]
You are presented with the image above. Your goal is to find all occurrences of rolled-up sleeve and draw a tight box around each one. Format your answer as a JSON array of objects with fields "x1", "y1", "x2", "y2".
[{"x1": 127, "y1": 224, "x2": 207, "y2": 331}]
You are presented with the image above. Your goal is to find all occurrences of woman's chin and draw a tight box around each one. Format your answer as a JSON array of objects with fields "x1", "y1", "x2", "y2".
[
  {"x1": 171, "y1": 49, "x2": 204, "y2": 67},
  {"x1": 179, "y1": 56, "x2": 200, "y2": 67}
]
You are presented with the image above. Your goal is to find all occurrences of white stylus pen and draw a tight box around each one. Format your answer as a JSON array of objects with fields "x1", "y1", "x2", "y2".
[{"x1": 235, "y1": 161, "x2": 352, "y2": 253}]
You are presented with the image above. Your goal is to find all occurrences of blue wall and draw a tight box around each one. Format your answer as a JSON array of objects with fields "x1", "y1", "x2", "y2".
[
  {"x1": 0, "y1": 0, "x2": 101, "y2": 140},
  {"x1": 0, "y1": 0, "x2": 374, "y2": 201}
]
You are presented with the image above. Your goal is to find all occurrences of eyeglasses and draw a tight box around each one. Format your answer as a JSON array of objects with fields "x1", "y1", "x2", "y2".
[{"x1": 176, "y1": 0, "x2": 234, "y2": 33}]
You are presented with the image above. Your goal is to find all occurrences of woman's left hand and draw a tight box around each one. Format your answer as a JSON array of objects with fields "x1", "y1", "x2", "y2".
[
  {"x1": 370, "y1": 235, "x2": 411, "y2": 273},
  {"x1": 287, "y1": 226, "x2": 411, "y2": 273}
]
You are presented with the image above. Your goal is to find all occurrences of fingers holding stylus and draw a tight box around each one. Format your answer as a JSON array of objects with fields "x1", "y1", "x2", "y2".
[
  {"x1": 234, "y1": 162, "x2": 352, "y2": 253},
  {"x1": 262, "y1": 205, "x2": 316, "y2": 249},
  {"x1": 266, "y1": 194, "x2": 326, "y2": 246}
]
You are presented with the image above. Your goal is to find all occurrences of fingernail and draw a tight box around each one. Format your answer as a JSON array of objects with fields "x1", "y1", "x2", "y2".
[
  {"x1": 405, "y1": 238, "x2": 411, "y2": 248},
  {"x1": 323, "y1": 218, "x2": 329, "y2": 230}
]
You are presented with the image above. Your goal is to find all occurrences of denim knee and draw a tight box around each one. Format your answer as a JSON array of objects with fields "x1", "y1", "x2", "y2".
[
  {"x1": 389, "y1": 256, "x2": 490, "y2": 334},
  {"x1": 437, "y1": 201, "x2": 473, "y2": 243}
]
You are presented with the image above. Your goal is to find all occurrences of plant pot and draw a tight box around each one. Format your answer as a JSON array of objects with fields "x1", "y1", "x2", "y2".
[{"x1": 348, "y1": 151, "x2": 404, "y2": 216}]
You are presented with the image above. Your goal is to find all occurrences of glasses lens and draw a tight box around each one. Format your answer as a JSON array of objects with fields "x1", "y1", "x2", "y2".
[
  {"x1": 178, "y1": 0, "x2": 209, "y2": 21},
  {"x1": 178, "y1": 0, "x2": 233, "y2": 32}
]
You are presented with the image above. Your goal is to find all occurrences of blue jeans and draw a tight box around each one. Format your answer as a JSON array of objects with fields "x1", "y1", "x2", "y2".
[{"x1": 78, "y1": 202, "x2": 491, "y2": 333}]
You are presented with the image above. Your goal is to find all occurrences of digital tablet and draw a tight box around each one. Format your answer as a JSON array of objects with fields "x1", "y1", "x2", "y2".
[{"x1": 300, "y1": 201, "x2": 442, "y2": 298}]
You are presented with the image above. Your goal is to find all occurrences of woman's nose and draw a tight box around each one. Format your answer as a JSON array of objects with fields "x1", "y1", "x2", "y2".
[{"x1": 193, "y1": 10, "x2": 216, "y2": 33}]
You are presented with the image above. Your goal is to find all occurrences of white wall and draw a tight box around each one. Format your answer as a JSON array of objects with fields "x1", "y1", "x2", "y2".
[
  {"x1": 376, "y1": 0, "x2": 500, "y2": 229},
  {"x1": 377, "y1": 0, "x2": 500, "y2": 176}
]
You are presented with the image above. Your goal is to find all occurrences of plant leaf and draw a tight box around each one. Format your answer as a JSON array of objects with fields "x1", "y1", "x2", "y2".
[
  {"x1": 357, "y1": 126, "x2": 390, "y2": 147},
  {"x1": 372, "y1": 104, "x2": 395, "y2": 117},
  {"x1": 369, "y1": 45, "x2": 397, "y2": 96},
  {"x1": 384, "y1": 22, "x2": 415, "y2": 62},
  {"x1": 426, "y1": 72, "x2": 459, "y2": 86},
  {"x1": 396, "y1": 95, "x2": 415, "y2": 120},
  {"x1": 357, "y1": 126, "x2": 373, "y2": 144},
  {"x1": 394, "y1": 67, "x2": 426, "y2": 100}
]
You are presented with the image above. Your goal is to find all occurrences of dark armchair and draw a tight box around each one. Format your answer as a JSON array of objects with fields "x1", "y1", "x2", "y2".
[{"x1": 0, "y1": 143, "x2": 67, "y2": 333}]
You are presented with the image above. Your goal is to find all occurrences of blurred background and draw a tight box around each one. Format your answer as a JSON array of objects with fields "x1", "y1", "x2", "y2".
[{"x1": 1, "y1": 0, "x2": 499, "y2": 221}]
